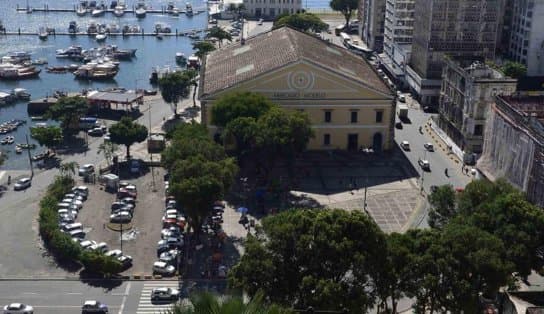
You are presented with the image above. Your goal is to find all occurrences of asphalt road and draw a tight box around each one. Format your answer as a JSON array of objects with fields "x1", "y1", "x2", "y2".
[
  {"x1": 0, "y1": 280, "x2": 182, "y2": 314},
  {"x1": 0, "y1": 95, "x2": 178, "y2": 278}
]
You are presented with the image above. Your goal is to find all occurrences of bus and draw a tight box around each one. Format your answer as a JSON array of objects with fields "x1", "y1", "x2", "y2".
[
  {"x1": 340, "y1": 32, "x2": 351, "y2": 47},
  {"x1": 79, "y1": 117, "x2": 98, "y2": 130}
]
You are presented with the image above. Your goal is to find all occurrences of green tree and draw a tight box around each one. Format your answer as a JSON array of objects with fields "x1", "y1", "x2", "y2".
[
  {"x1": 170, "y1": 156, "x2": 237, "y2": 237},
  {"x1": 273, "y1": 13, "x2": 328, "y2": 33},
  {"x1": 193, "y1": 41, "x2": 216, "y2": 59},
  {"x1": 329, "y1": 0, "x2": 359, "y2": 28},
  {"x1": 229, "y1": 209, "x2": 386, "y2": 312},
  {"x1": 427, "y1": 184, "x2": 457, "y2": 229},
  {"x1": 98, "y1": 141, "x2": 118, "y2": 167},
  {"x1": 502, "y1": 61, "x2": 527, "y2": 79},
  {"x1": 108, "y1": 117, "x2": 148, "y2": 160},
  {"x1": 59, "y1": 161, "x2": 78, "y2": 178},
  {"x1": 211, "y1": 91, "x2": 274, "y2": 127},
  {"x1": 206, "y1": 26, "x2": 233, "y2": 47},
  {"x1": 30, "y1": 126, "x2": 63, "y2": 152},
  {"x1": 159, "y1": 71, "x2": 195, "y2": 117},
  {"x1": 47, "y1": 96, "x2": 88, "y2": 136},
  {"x1": 166, "y1": 292, "x2": 293, "y2": 314},
  {"x1": 224, "y1": 116, "x2": 259, "y2": 157}
]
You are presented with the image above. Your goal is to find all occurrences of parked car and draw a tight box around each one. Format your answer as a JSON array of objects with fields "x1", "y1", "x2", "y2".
[
  {"x1": 81, "y1": 300, "x2": 108, "y2": 313},
  {"x1": 398, "y1": 95, "x2": 406, "y2": 103},
  {"x1": 151, "y1": 287, "x2": 180, "y2": 301},
  {"x1": 80, "y1": 240, "x2": 98, "y2": 250},
  {"x1": 400, "y1": 141, "x2": 410, "y2": 151},
  {"x1": 118, "y1": 255, "x2": 133, "y2": 268},
  {"x1": 110, "y1": 211, "x2": 132, "y2": 223},
  {"x1": 58, "y1": 208, "x2": 78, "y2": 219},
  {"x1": 78, "y1": 164, "x2": 95, "y2": 176},
  {"x1": 69, "y1": 229, "x2": 86, "y2": 239},
  {"x1": 64, "y1": 194, "x2": 85, "y2": 202},
  {"x1": 418, "y1": 159, "x2": 431, "y2": 171},
  {"x1": 105, "y1": 249, "x2": 123, "y2": 258},
  {"x1": 395, "y1": 121, "x2": 403, "y2": 129},
  {"x1": 130, "y1": 160, "x2": 141, "y2": 174},
  {"x1": 111, "y1": 202, "x2": 134, "y2": 211},
  {"x1": 62, "y1": 198, "x2": 83, "y2": 209},
  {"x1": 153, "y1": 261, "x2": 176, "y2": 276},
  {"x1": 120, "y1": 197, "x2": 136, "y2": 206},
  {"x1": 3, "y1": 303, "x2": 33, "y2": 314},
  {"x1": 424, "y1": 143, "x2": 434, "y2": 152},
  {"x1": 159, "y1": 249, "x2": 179, "y2": 265},
  {"x1": 13, "y1": 177, "x2": 31, "y2": 191},
  {"x1": 87, "y1": 127, "x2": 104, "y2": 136},
  {"x1": 72, "y1": 186, "x2": 89, "y2": 198}
]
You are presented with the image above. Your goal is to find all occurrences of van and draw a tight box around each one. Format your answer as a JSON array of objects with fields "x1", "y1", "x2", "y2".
[
  {"x1": 62, "y1": 222, "x2": 82, "y2": 233},
  {"x1": 69, "y1": 229, "x2": 86, "y2": 239}
]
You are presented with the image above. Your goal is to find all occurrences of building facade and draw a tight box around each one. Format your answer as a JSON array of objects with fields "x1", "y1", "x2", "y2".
[
  {"x1": 407, "y1": 0, "x2": 503, "y2": 106},
  {"x1": 380, "y1": 0, "x2": 415, "y2": 88},
  {"x1": 438, "y1": 57, "x2": 517, "y2": 155},
  {"x1": 200, "y1": 27, "x2": 396, "y2": 152},
  {"x1": 508, "y1": 0, "x2": 544, "y2": 76},
  {"x1": 359, "y1": 0, "x2": 386, "y2": 52},
  {"x1": 478, "y1": 95, "x2": 544, "y2": 208},
  {"x1": 242, "y1": 0, "x2": 302, "y2": 18}
]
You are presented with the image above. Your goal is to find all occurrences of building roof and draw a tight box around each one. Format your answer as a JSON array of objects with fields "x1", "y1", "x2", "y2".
[
  {"x1": 87, "y1": 90, "x2": 142, "y2": 103},
  {"x1": 201, "y1": 26, "x2": 391, "y2": 98}
]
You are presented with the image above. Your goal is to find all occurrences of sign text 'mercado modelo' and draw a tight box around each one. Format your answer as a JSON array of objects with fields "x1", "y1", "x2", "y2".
[{"x1": 272, "y1": 91, "x2": 326, "y2": 98}]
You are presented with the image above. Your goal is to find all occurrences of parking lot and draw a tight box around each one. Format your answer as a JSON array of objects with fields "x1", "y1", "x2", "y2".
[{"x1": 76, "y1": 163, "x2": 168, "y2": 276}]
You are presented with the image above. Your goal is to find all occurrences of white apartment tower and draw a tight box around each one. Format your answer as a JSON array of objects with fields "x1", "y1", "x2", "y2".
[
  {"x1": 509, "y1": 0, "x2": 544, "y2": 76},
  {"x1": 383, "y1": 0, "x2": 415, "y2": 57}
]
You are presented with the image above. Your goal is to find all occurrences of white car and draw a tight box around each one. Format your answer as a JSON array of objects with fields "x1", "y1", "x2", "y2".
[
  {"x1": 87, "y1": 127, "x2": 103, "y2": 136},
  {"x1": 105, "y1": 249, "x2": 123, "y2": 258},
  {"x1": 72, "y1": 186, "x2": 89, "y2": 197},
  {"x1": 418, "y1": 159, "x2": 431, "y2": 171},
  {"x1": 400, "y1": 140, "x2": 410, "y2": 151},
  {"x1": 151, "y1": 287, "x2": 180, "y2": 301},
  {"x1": 81, "y1": 300, "x2": 108, "y2": 313},
  {"x1": 110, "y1": 211, "x2": 132, "y2": 223},
  {"x1": 424, "y1": 142, "x2": 435, "y2": 151},
  {"x1": 78, "y1": 164, "x2": 95, "y2": 176},
  {"x1": 3, "y1": 303, "x2": 33, "y2": 314},
  {"x1": 80, "y1": 240, "x2": 98, "y2": 250},
  {"x1": 153, "y1": 261, "x2": 176, "y2": 276},
  {"x1": 13, "y1": 178, "x2": 31, "y2": 191}
]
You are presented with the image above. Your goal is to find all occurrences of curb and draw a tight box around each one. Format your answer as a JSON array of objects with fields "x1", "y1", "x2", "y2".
[{"x1": 0, "y1": 275, "x2": 179, "y2": 281}]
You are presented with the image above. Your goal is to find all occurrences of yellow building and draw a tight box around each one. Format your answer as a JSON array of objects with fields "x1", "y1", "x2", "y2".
[{"x1": 199, "y1": 27, "x2": 395, "y2": 151}]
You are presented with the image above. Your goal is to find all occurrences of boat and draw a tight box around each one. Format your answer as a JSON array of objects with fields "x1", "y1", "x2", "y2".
[
  {"x1": 56, "y1": 46, "x2": 83, "y2": 60},
  {"x1": 0, "y1": 64, "x2": 41, "y2": 80},
  {"x1": 187, "y1": 55, "x2": 200, "y2": 69},
  {"x1": 175, "y1": 52, "x2": 186, "y2": 65},
  {"x1": 135, "y1": 1, "x2": 146, "y2": 18},
  {"x1": 16, "y1": 143, "x2": 36, "y2": 149},
  {"x1": 38, "y1": 27, "x2": 48, "y2": 40},
  {"x1": 156, "y1": 33, "x2": 163, "y2": 40},
  {"x1": 185, "y1": 3, "x2": 193, "y2": 16},
  {"x1": 1, "y1": 136, "x2": 14, "y2": 145},
  {"x1": 13, "y1": 88, "x2": 31, "y2": 100},
  {"x1": 113, "y1": 0, "x2": 126, "y2": 16},
  {"x1": 15, "y1": 146, "x2": 22, "y2": 154},
  {"x1": 107, "y1": 23, "x2": 120, "y2": 34},
  {"x1": 171, "y1": 8, "x2": 180, "y2": 16},
  {"x1": 0, "y1": 91, "x2": 15, "y2": 105},
  {"x1": 91, "y1": 8, "x2": 104, "y2": 17},
  {"x1": 31, "y1": 58, "x2": 48, "y2": 65},
  {"x1": 74, "y1": 63, "x2": 118, "y2": 80},
  {"x1": 76, "y1": 5, "x2": 87, "y2": 16},
  {"x1": 3, "y1": 52, "x2": 32, "y2": 64},
  {"x1": 188, "y1": 32, "x2": 199, "y2": 40},
  {"x1": 154, "y1": 23, "x2": 172, "y2": 34},
  {"x1": 87, "y1": 22, "x2": 98, "y2": 34},
  {"x1": 68, "y1": 21, "x2": 79, "y2": 34},
  {"x1": 96, "y1": 32, "x2": 107, "y2": 42}
]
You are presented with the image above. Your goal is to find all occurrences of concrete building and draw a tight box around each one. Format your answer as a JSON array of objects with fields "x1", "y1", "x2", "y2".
[
  {"x1": 437, "y1": 57, "x2": 517, "y2": 156},
  {"x1": 407, "y1": 0, "x2": 503, "y2": 106},
  {"x1": 359, "y1": 0, "x2": 386, "y2": 52},
  {"x1": 241, "y1": 0, "x2": 301, "y2": 18},
  {"x1": 508, "y1": 0, "x2": 544, "y2": 76},
  {"x1": 478, "y1": 95, "x2": 544, "y2": 208},
  {"x1": 380, "y1": 0, "x2": 415, "y2": 88},
  {"x1": 199, "y1": 27, "x2": 396, "y2": 151}
]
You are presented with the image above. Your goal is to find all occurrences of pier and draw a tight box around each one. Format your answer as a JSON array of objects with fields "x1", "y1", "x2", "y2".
[
  {"x1": 0, "y1": 29, "x2": 208, "y2": 37},
  {"x1": 15, "y1": 4, "x2": 206, "y2": 15}
]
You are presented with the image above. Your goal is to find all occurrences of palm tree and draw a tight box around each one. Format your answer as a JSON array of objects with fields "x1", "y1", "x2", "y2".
[
  {"x1": 166, "y1": 292, "x2": 293, "y2": 314},
  {"x1": 206, "y1": 26, "x2": 232, "y2": 47},
  {"x1": 59, "y1": 161, "x2": 78, "y2": 178},
  {"x1": 98, "y1": 141, "x2": 118, "y2": 167}
]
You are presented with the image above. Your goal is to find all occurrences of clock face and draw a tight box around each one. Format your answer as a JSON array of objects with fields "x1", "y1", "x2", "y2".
[{"x1": 288, "y1": 71, "x2": 315, "y2": 91}]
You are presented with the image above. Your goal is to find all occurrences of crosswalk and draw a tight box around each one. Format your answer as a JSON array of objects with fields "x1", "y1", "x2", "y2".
[{"x1": 136, "y1": 281, "x2": 180, "y2": 314}]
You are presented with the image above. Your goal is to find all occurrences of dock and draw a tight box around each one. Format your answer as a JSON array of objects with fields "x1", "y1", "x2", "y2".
[
  {"x1": 15, "y1": 4, "x2": 207, "y2": 15},
  {"x1": 0, "y1": 29, "x2": 208, "y2": 37}
]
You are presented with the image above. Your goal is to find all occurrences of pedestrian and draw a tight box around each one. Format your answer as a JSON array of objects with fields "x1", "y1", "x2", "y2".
[
  {"x1": 444, "y1": 168, "x2": 449, "y2": 177},
  {"x1": 7, "y1": 175, "x2": 11, "y2": 185}
]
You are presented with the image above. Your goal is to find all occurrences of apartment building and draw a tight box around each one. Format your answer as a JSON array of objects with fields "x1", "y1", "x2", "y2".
[
  {"x1": 437, "y1": 57, "x2": 517, "y2": 156},
  {"x1": 508, "y1": 0, "x2": 544, "y2": 76},
  {"x1": 359, "y1": 0, "x2": 386, "y2": 52},
  {"x1": 406, "y1": 0, "x2": 503, "y2": 106},
  {"x1": 242, "y1": 0, "x2": 302, "y2": 18}
]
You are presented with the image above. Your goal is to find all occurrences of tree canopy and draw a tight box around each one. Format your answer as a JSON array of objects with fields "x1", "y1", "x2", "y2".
[
  {"x1": 108, "y1": 117, "x2": 148, "y2": 159},
  {"x1": 159, "y1": 70, "x2": 197, "y2": 116},
  {"x1": 329, "y1": 0, "x2": 359, "y2": 28},
  {"x1": 211, "y1": 91, "x2": 274, "y2": 127},
  {"x1": 47, "y1": 96, "x2": 89, "y2": 136},
  {"x1": 501, "y1": 61, "x2": 527, "y2": 79},
  {"x1": 427, "y1": 184, "x2": 457, "y2": 229},
  {"x1": 193, "y1": 41, "x2": 216, "y2": 59},
  {"x1": 273, "y1": 13, "x2": 329, "y2": 33},
  {"x1": 206, "y1": 26, "x2": 232, "y2": 47},
  {"x1": 229, "y1": 209, "x2": 386, "y2": 312},
  {"x1": 30, "y1": 126, "x2": 63, "y2": 151}
]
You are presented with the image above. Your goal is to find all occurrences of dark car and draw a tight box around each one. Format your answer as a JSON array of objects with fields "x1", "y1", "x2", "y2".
[
  {"x1": 395, "y1": 121, "x2": 403, "y2": 129},
  {"x1": 430, "y1": 185, "x2": 438, "y2": 194}
]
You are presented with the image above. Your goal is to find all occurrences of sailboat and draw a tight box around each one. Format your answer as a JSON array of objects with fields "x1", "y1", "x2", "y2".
[{"x1": 38, "y1": 27, "x2": 48, "y2": 40}]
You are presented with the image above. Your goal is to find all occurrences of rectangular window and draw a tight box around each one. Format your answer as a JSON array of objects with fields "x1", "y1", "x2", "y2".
[
  {"x1": 350, "y1": 111, "x2": 358, "y2": 123},
  {"x1": 324, "y1": 111, "x2": 332, "y2": 123},
  {"x1": 375, "y1": 111, "x2": 383, "y2": 123},
  {"x1": 323, "y1": 134, "x2": 331, "y2": 146},
  {"x1": 474, "y1": 124, "x2": 483, "y2": 136}
]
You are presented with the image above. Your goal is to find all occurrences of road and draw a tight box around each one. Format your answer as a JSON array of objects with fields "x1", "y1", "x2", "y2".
[
  {"x1": 0, "y1": 95, "x2": 182, "y2": 278},
  {"x1": 0, "y1": 280, "x2": 181, "y2": 314}
]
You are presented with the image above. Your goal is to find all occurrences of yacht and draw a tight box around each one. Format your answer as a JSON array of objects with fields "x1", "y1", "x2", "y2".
[
  {"x1": 107, "y1": 23, "x2": 120, "y2": 34},
  {"x1": 0, "y1": 64, "x2": 41, "y2": 80},
  {"x1": 76, "y1": 5, "x2": 87, "y2": 16},
  {"x1": 91, "y1": 7, "x2": 105, "y2": 17},
  {"x1": 87, "y1": 21, "x2": 98, "y2": 34},
  {"x1": 185, "y1": 3, "x2": 193, "y2": 16},
  {"x1": 175, "y1": 52, "x2": 186, "y2": 65},
  {"x1": 74, "y1": 63, "x2": 118, "y2": 80},
  {"x1": 4, "y1": 52, "x2": 32, "y2": 64},
  {"x1": 68, "y1": 21, "x2": 79, "y2": 34},
  {"x1": 96, "y1": 29, "x2": 107, "y2": 42},
  {"x1": 38, "y1": 27, "x2": 48, "y2": 40},
  {"x1": 135, "y1": 1, "x2": 146, "y2": 18},
  {"x1": 55, "y1": 45, "x2": 84, "y2": 60},
  {"x1": 113, "y1": 1, "x2": 125, "y2": 17},
  {"x1": 154, "y1": 23, "x2": 172, "y2": 33}
]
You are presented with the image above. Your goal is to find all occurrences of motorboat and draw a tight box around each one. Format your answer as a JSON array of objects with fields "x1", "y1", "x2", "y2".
[
  {"x1": 74, "y1": 63, "x2": 118, "y2": 80},
  {"x1": 1, "y1": 136, "x2": 14, "y2": 145},
  {"x1": 31, "y1": 58, "x2": 48, "y2": 65},
  {"x1": 16, "y1": 143, "x2": 36, "y2": 149},
  {"x1": 91, "y1": 8, "x2": 104, "y2": 17},
  {"x1": 87, "y1": 22, "x2": 98, "y2": 34},
  {"x1": 107, "y1": 23, "x2": 120, "y2": 34},
  {"x1": 0, "y1": 91, "x2": 15, "y2": 105},
  {"x1": 96, "y1": 32, "x2": 107, "y2": 42},
  {"x1": 135, "y1": 1, "x2": 146, "y2": 18},
  {"x1": 0, "y1": 64, "x2": 41, "y2": 80},
  {"x1": 171, "y1": 8, "x2": 180, "y2": 16},
  {"x1": 156, "y1": 33, "x2": 163, "y2": 40},
  {"x1": 55, "y1": 46, "x2": 83, "y2": 60},
  {"x1": 106, "y1": 45, "x2": 136, "y2": 59},
  {"x1": 113, "y1": 7, "x2": 124, "y2": 17},
  {"x1": 185, "y1": 3, "x2": 193, "y2": 16},
  {"x1": 13, "y1": 88, "x2": 31, "y2": 100},
  {"x1": 187, "y1": 55, "x2": 200, "y2": 69},
  {"x1": 175, "y1": 52, "x2": 186, "y2": 65},
  {"x1": 38, "y1": 27, "x2": 48, "y2": 40},
  {"x1": 76, "y1": 5, "x2": 87, "y2": 16},
  {"x1": 155, "y1": 23, "x2": 172, "y2": 33},
  {"x1": 4, "y1": 52, "x2": 32, "y2": 64},
  {"x1": 68, "y1": 21, "x2": 79, "y2": 34}
]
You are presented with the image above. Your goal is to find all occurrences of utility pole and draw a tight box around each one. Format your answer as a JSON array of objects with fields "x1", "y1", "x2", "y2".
[
  {"x1": 120, "y1": 222, "x2": 123, "y2": 252},
  {"x1": 25, "y1": 134, "x2": 34, "y2": 178}
]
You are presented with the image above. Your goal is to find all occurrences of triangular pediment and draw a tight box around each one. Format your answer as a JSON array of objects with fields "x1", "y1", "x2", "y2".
[{"x1": 207, "y1": 60, "x2": 393, "y2": 101}]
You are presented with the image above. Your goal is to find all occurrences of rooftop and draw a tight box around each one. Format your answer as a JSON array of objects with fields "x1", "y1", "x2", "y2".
[
  {"x1": 201, "y1": 26, "x2": 391, "y2": 97},
  {"x1": 87, "y1": 90, "x2": 142, "y2": 104},
  {"x1": 500, "y1": 95, "x2": 544, "y2": 123}
]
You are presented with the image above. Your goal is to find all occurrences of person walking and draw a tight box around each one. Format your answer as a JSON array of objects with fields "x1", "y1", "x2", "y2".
[
  {"x1": 444, "y1": 168, "x2": 449, "y2": 177},
  {"x1": 7, "y1": 175, "x2": 11, "y2": 185}
]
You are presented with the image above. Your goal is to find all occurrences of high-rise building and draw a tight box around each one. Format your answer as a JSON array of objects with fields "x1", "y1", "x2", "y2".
[
  {"x1": 380, "y1": 0, "x2": 415, "y2": 87},
  {"x1": 242, "y1": 0, "x2": 302, "y2": 18},
  {"x1": 359, "y1": 0, "x2": 386, "y2": 52},
  {"x1": 406, "y1": 0, "x2": 503, "y2": 106},
  {"x1": 508, "y1": 0, "x2": 544, "y2": 76}
]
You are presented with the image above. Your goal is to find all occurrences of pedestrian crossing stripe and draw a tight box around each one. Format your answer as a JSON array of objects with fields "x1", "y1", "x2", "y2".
[{"x1": 136, "y1": 282, "x2": 181, "y2": 314}]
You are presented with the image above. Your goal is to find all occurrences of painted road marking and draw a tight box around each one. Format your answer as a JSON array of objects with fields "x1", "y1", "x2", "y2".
[
  {"x1": 118, "y1": 281, "x2": 131, "y2": 314},
  {"x1": 136, "y1": 282, "x2": 180, "y2": 314}
]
